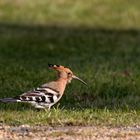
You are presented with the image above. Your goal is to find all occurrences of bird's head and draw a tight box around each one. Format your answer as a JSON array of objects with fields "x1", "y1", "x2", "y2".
[{"x1": 48, "y1": 64, "x2": 87, "y2": 86}]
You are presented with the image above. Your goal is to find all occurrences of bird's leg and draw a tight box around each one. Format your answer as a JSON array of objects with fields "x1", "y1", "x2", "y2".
[
  {"x1": 44, "y1": 105, "x2": 51, "y2": 112},
  {"x1": 48, "y1": 105, "x2": 52, "y2": 110}
]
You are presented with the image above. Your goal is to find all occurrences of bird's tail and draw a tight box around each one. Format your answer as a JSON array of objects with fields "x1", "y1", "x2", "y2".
[{"x1": 0, "y1": 98, "x2": 20, "y2": 103}]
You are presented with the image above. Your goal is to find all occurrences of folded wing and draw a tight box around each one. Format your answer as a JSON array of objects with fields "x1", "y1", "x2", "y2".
[{"x1": 16, "y1": 86, "x2": 60, "y2": 104}]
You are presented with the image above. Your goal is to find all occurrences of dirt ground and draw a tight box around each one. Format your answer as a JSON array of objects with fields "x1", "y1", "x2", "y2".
[{"x1": 0, "y1": 124, "x2": 140, "y2": 140}]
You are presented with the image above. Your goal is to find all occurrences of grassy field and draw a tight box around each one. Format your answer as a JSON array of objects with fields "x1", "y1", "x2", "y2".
[{"x1": 0, "y1": 0, "x2": 140, "y2": 126}]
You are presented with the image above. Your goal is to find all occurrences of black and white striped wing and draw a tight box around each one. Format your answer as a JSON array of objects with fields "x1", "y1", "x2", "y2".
[{"x1": 15, "y1": 87, "x2": 60, "y2": 104}]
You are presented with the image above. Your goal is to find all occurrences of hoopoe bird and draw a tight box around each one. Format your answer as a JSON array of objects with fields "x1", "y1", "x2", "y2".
[{"x1": 0, "y1": 64, "x2": 87, "y2": 109}]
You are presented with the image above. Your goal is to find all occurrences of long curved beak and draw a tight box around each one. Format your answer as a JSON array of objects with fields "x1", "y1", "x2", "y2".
[{"x1": 72, "y1": 75, "x2": 88, "y2": 86}]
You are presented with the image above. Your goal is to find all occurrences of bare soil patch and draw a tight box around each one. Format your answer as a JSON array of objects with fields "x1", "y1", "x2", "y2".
[{"x1": 0, "y1": 124, "x2": 140, "y2": 140}]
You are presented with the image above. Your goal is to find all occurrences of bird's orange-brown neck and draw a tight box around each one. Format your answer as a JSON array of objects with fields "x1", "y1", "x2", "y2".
[{"x1": 55, "y1": 77, "x2": 68, "y2": 94}]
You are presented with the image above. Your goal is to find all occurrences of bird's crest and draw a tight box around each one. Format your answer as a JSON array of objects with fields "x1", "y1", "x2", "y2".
[{"x1": 48, "y1": 63, "x2": 72, "y2": 73}]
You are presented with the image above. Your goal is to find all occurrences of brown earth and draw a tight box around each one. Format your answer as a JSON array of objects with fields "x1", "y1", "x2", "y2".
[{"x1": 0, "y1": 124, "x2": 140, "y2": 140}]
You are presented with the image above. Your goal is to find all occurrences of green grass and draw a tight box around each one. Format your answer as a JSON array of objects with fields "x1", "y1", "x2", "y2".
[{"x1": 0, "y1": 0, "x2": 140, "y2": 126}]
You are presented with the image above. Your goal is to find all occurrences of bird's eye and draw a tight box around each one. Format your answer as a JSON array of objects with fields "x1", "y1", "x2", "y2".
[{"x1": 68, "y1": 72, "x2": 71, "y2": 75}]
